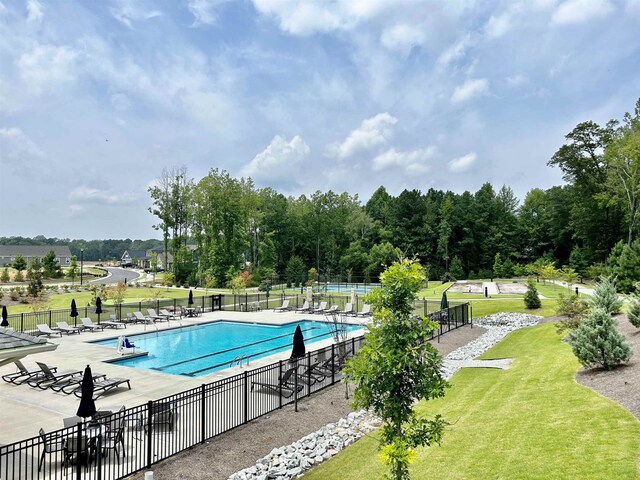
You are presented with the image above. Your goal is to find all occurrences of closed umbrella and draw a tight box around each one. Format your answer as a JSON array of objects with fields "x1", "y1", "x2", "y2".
[
  {"x1": 188, "y1": 289, "x2": 194, "y2": 306},
  {"x1": 1, "y1": 305, "x2": 8, "y2": 328},
  {"x1": 350, "y1": 288, "x2": 356, "y2": 308},
  {"x1": 76, "y1": 365, "x2": 96, "y2": 420},
  {"x1": 70, "y1": 299, "x2": 78, "y2": 319},
  {"x1": 290, "y1": 324, "x2": 306, "y2": 360},
  {"x1": 306, "y1": 286, "x2": 313, "y2": 306},
  {"x1": 95, "y1": 297, "x2": 102, "y2": 321},
  {"x1": 440, "y1": 292, "x2": 449, "y2": 310}
]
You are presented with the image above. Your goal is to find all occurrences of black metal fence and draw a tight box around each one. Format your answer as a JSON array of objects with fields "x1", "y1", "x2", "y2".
[{"x1": 0, "y1": 303, "x2": 470, "y2": 480}]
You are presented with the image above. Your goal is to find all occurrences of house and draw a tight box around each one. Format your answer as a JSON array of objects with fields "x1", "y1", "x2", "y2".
[
  {"x1": 120, "y1": 249, "x2": 150, "y2": 268},
  {"x1": 0, "y1": 245, "x2": 73, "y2": 267}
]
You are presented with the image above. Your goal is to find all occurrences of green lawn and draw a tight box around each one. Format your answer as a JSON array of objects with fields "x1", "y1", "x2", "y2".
[
  {"x1": 469, "y1": 298, "x2": 557, "y2": 318},
  {"x1": 305, "y1": 323, "x2": 640, "y2": 479}
]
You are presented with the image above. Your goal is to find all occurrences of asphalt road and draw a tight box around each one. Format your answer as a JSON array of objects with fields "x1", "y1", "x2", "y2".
[{"x1": 90, "y1": 266, "x2": 141, "y2": 285}]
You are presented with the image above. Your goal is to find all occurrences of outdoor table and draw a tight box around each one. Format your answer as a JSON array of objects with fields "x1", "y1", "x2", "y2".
[
  {"x1": 183, "y1": 307, "x2": 196, "y2": 317},
  {"x1": 66, "y1": 423, "x2": 107, "y2": 468}
]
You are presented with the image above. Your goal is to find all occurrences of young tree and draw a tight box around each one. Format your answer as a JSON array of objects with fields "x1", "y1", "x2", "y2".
[
  {"x1": 285, "y1": 256, "x2": 306, "y2": 286},
  {"x1": 590, "y1": 276, "x2": 623, "y2": 315},
  {"x1": 12, "y1": 255, "x2": 26, "y2": 272},
  {"x1": 524, "y1": 278, "x2": 541, "y2": 309},
  {"x1": 66, "y1": 256, "x2": 79, "y2": 285},
  {"x1": 14, "y1": 270, "x2": 24, "y2": 282},
  {"x1": 449, "y1": 256, "x2": 465, "y2": 280},
  {"x1": 0, "y1": 268, "x2": 9, "y2": 283},
  {"x1": 627, "y1": 291, "x2": 640, "y2": 328},
  {"x1": 561, "y1": 266, "x2": 578, "y2": 290},
  {"x1": 344, "y1": 259, "x2": 448, "y2": 480},
  {"x1": 556, "y1": 292, "x2": 590, "y2": 333},
  {"x1": 570, "y1": 307, "x2": 631, "y2": 370},
  {"x1": 150, "y1": 251, "x2": 158, "y2": 282},
  {"x1": 106, "y1": 282, "x2": 127, "y2": 305},
  {"x1": 42, "y1": 250, "x2": 61, "y2": 278}
]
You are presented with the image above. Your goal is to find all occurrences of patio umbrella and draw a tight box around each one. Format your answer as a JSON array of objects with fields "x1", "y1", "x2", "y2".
[
  {"x1": 188, "y1": 289, "x2": 194, "y2": 305},
  {"x1": 76, "y1": 365, "x2": 96, "y2": 420},
  {"x1": 306, "y1": 286, "x2": 313, "y2": 306},
  {"x1": 440, "y1": 292, "x2": 449, "y2": 310},
  {"x1": 95, "y1": 296, "x2": 102, "y2": 321},
  {"x1": 290, "y1": 324, "x2": 306, "y2": 361},
  {"x1": 350, "y1": 288, "x2": 356, "y2": 307},
  {"x1": 1, "y1": 305, "x2": 8, "y2": 327},
  {"x1": 70, "y1": 299, "x2": 78, "y2": 318}
]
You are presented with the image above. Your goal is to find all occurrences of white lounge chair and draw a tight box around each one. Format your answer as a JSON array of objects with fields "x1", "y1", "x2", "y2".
[
  {"x1": 147, "y1": 309, "x2": 166, "y2": 321},
  {"x1": 133, "y1": 312, "x2": 153, "y2": 324},
  {"x1": 159, "y1": 309, "x2": 180, "y2": 321},
  {"x1": 36, "y1": 324, "x2": 62, "y2": 337},
  {"x1": 356, "y1": 304, "x2": 373, "y2": 317},
  {"x1": 274, "y1": 300, "x2": 291, "y2": 312},
  {"x1": 295, "y1": 301, "x2": 310, "y2": 312},
  {"x1": 55, "y1": 321, "x2": 82, "y2": 335},
  {"x1": 341, "y1": 303, "x2": 354, "y2": 315},
  {"x1": 103, "y1": 315, "x2": 126, "y2": 329},
  {"x1": 81, "y1": 318, "x2": 105, "y2": 331},
  {"x1": 325, "y1": 305, "x2": 339, "y2": 314},
  {"x1": 314, "y1": 301, "x2": 328, "y2": 314}
]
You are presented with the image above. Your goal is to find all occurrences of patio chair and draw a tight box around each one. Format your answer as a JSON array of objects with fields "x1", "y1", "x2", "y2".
[
  {"x1": 133, "y1": 311, "x2": 153, "y2": 324},
  {"x1": 102, "y1": 315, "x2": 126, "y2": 329},
  {"x1": 101, "y1": 412, "x2": 126, "y2": 460},
  {"x1": 62, "y1": 416, "x2": 82, "y2": 428},
  {"x1": 38, "y1": 428, "x2": 68, "y2": 472},
  {"x1": 147, "y1": 309, "x2": 166, "y2": 322},
  {"x1": 73, "y1": 377, "x2": 131, "y2": 399},
  {"x1": 313, "y1": 301, "x2": 328, "y2": 314},
  {"x1": 36, "y1": 324, "x2": 63, "y2": 337},
  {"x1": 30, "y1": 362, "x2": 82, "y2": 390},
  {"x1": 250, "y1": 366, "x2": 304, "y2": 398},
  {"x1": 297, "y1": 360, "x2": 327, "y2": 385},
  {"x1": 2, "y1": 359, "x2": 53, "y2": 385},
  {"x1": 159, "y1": 309, "x2": 180, "y2": 321},
  {"x1": 325, "y1": 305, "x2": 339, "y2": 314},
  {"x1": 80, "y1": 318, "x2": 105, "y2": 332},
  {"x1": 295, "y1": 300, "x2": 310, "y2": 313},
  {"x1": 55, "y1": 321, "x2": 82, "y2": 335},
  {"x1": 52, "y1": 371, "x2": 107, "y2": 394},
  {"x1": 274, "y1": 300, "x2": 291, "y2": 312},
  {"x1": 356, "y1": 304, "x2": 373, "y2": 317},
  {"x1": 341, "y1": 303, "x2": 354, "y2": 316}
]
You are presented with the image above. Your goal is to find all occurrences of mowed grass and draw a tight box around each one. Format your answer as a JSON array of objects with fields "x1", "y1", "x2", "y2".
[
  {"x1": 305, "y1": 323, "x2": 640, "y2": 480},
  {"x1": 469, "y1": 298, "x2": 557, "y2": 318}
]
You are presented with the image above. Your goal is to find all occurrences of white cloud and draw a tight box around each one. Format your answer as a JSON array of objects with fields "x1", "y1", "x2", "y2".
[
  {"x1": 188, "y1": 0, "x2": 228, "y2": 26},
  {"x1": 26, "y1": 0, "x2": 43, "y2": 23},
  {"x1": 329, "y1": 113, "x2": 397, "y2": 159},
  {"x1": 451, "y1": 78, "x2": 489, "y2": 104},
  {"x1": 448, "y1": 152, "x2": 477, "y2": 172},
  {"x1": 551, "y1": 0, "x2": 614, "y2": 24},
  {"x1": 436, "y1": 35, "x2": 471, "y2": 70},
  {"x1": 68, "y1": 186, "x2": 139, "y2": 205},
  {"x1": 380, "y1": 24, "x2": 426, "y2": 54},
  {"x1": 0, "y1": 127, "x2": 44, "y2": 164},
  {"x1": 506, "y1": 74, "x2": 528, "y2": 87},
  {"x1": 372, "y1": 147, "x2": 436, "y2": 174},
  {"x1": 485, "y1": 11, "x2": 514, "y2": 38},
  {"x1": 110, "y1": 0, "x2": 162, "y2": 29},
  {"x1": 241, "y1": 135, "x2": 310, "y2": 185},
  {"x1": 17, "y1": 44, "x2": 78, "y2": 93}
]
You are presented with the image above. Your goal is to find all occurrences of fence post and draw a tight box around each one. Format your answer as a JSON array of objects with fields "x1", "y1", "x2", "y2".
[
  {"x1": 147, "y1": 400, "x2": 153, "y2": 468},
  {"x1": 278, "y1": 361, "x2": 283, "y2": 409},
  {"x1": 174, "y1": 298, "x2": 177, "y2": 312},
  {"x1": 307, "y1": 351, "x2": 312, "y2": 394},
  {"x1": 201, "y1": 384, "x2": 206, "y2": 444},
  {"x1": 21, "y1": 313, "x2": 24, "y2": 332},
  {"x1": 49, "y1": 310, "x2": 52, "y2": 328},
  {"x1": 331, "y1": 344, "x2": 335, "y2": 385},
  {"x1": 243, "y1": 371, "x2": 249, "y2": 424}
]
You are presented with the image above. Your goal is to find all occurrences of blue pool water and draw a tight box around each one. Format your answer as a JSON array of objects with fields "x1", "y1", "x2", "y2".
[
  {"x1": 92, "y1": 320, "x2": 362, "y2": 377},
  {"x1": 321, "y1": 284, "x2": 380, "y2": 294}
]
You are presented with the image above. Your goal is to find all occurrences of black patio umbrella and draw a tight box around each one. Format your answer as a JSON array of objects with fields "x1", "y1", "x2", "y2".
[
  {"x1": 95, "y1": 296, "x2": 102, "y2": 320},
  {"x1": 290, "y1": 324, "x2": 306, "y2": 361},
  {"x1": 188, "y1": 289, "x2": 194, "y2": 305},
  {"x1": 76, "y1": 365, "x2": 96, "y2": 420},
  {"x1": 70, "y1": 299, "x2": 78, "y2": 318},
  {"x1": 440, "y1": 292, "x2": 449, "y2": 311},
  {"x1": 1, "y1": 305, "x2": 8, "y2": 328}
]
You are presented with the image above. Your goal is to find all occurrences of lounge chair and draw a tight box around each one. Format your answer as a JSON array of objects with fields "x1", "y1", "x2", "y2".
[
  {"x1": 298, "y1": 361, "x2": 327, "y2": 385},
  {"x1": 30, "y1": 362, "x2": 82, "y2": 390},
  {"x1": 159, "y1": 309, "x2": 180, "y2": 320},
  {"x1": 325, "y1": 305, "x2": 339, "y2": 314},
  {"x1": 55, "y1": 321, "x2": 82, "y2": 335},
  {"x1": 73, "y1": 377, "x2": 131, "y2": 399},
  {"x1": 102, "y1": 314, "x2": 126, "y2": 329},
  {"x1": 2, "y1": 359, "x2": 53, "y2": 385},
  {"x1": 356, "y1": 304, "x2": 373, "y2": 317},
  {"x1": 313, "y1": 301, "x2": 327, "y2": 314},
  {"x1": 36, "y1": 324, "x2": 63, "y2": 337},
  {"x1": 341, "y1": 303, "x2": 354, "y2": 316},
  {"x1": 147, "y1": 309, "x2": 166, "y2": 322},
  {"x1": 274, "y1": 300, "x2": 291, "y2": 312},
  {"x1": 80, "y1": 318, "x2": 105, "y2": 332},
  {"x1": 133, "y1": 311, "x2": 153, "y2": 324},
  {"x1": 295, "y1": 301, "x2": 310, "y2": 313},
  {"x1": 250, "y1": 366, "x2": 304, "y2": 398},
  {"x1": 51, "y1": 371, "x2": 107, "y2": 394}
]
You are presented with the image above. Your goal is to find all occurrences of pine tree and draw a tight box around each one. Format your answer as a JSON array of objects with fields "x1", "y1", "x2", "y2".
[
  {"x1": 570, "y1": 307, "x2": 631, "y2": 370},
  {"x1": 524, "y1": 278, "x2": 541, "y2": 309},
  {"x1": 590, "y1": 276, "x2": 623, "y2": 315},
  {"x1": 0, "y1": 268, "x2": 9, "y2": 283},
  {"x1": 628, "y1": 291, "x2": 640, "y2": 328},
  {"x1": 449, "y1": 256, "x2": 465, "y2": 280}
]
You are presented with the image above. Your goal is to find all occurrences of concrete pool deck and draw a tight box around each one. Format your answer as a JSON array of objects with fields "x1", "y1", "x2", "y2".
[{"x1": 0, "y1": 310, "x2": 367, "y2": 445}]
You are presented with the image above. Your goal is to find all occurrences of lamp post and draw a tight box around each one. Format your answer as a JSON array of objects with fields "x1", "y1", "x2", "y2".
[{"x1": 80, "y1": 249, "x2": 84, "y2": 286}]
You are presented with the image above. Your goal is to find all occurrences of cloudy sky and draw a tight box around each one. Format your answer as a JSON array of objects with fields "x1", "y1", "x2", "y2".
[{"x1": 1, "y1": 0, "x2": 639, "y2": 239}]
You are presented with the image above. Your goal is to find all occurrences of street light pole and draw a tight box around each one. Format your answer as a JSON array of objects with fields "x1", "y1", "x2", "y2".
[{"x1": 80, "y1": 249, "x2": 84, "y2": 286}]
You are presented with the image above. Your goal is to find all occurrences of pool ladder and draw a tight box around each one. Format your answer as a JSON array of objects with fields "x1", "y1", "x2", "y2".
[{"x1": 230, "y1": 354, "x2": 249, "y2": 368}]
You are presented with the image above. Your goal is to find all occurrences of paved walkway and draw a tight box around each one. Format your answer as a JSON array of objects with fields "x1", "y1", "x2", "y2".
[{"x1": 482, "y1": 282, "x2": 500, "y2": 296}]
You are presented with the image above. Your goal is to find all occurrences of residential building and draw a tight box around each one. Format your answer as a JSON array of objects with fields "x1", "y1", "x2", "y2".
[{"x1": 0, "y1": 245, "x2": 73, "y2": 267}]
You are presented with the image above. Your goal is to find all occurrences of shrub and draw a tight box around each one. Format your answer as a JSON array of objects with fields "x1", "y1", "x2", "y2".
[
  {"x1": 555, "y1": 292, "x2": 590, "y2": 333},
  {"x1": 570, "y1": 307, "x2": 631, "y2": 370},
  {"x1": 524, "y1": 278, "x2": 541, "y2": 309},
  {"x1": 590, "y1": 276, "x2": 623, "y2": 315},
  {"x1": 0, "y1": 268, "x2": 9, "y2": 283},
  {"x1": 628, "y1": 291, "x2": 640, "y2": 328},
  {"x1": 0, "y1": 289, "x2": 3, "y2": 301},
  {"x1": 9, "y1": 288, "x2": 19, "y2": 301},
  {"x1": 14, "y1": 270, "x2": 24, "y2": 282}
]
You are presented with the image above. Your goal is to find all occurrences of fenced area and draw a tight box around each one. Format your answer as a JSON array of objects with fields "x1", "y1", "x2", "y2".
[{"x1": 0, "y1": 303, "x2": 470, "y2": 480}]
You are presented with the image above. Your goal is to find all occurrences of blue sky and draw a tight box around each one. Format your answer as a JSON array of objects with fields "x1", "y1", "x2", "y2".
[{"x1": 1, "y1": 0, "x2": 639, "y2": 239}]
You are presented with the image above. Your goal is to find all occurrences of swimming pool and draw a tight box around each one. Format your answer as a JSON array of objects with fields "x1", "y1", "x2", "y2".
[
  {"x1": 92, "y1": 320, "x2": 363, "y2": 377},
  {"x1": 321, "y1": 284, "x2": 381, "y2": 294}
]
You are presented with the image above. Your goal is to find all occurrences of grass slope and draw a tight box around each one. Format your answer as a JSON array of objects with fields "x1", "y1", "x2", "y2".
[{"x1": 305, "y1": 323, "x2": 640, "y2": 479}]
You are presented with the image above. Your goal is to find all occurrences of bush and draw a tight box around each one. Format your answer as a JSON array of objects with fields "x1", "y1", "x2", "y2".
[
  {"x1": 524, "y1": 278, "x2": 541, "y2": 309},
  {"x1": 0, "y1": 268, "x2": 9, "y2": 283},
  {"x1": 590, "y1": 276, "x2": 623, "y2": 315},
  {"x1": 570, "y1": 307, "x2": 631, "y2": 370},
  {"x1": 555, "y1": 292, "x2": 590, "y2": 333},
  {"x1": 628, "y1": 291, "x2": 640, "y2": 328},
  {"x1": 14, "y1": 270, "x2": 24, "y2": 282}
]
